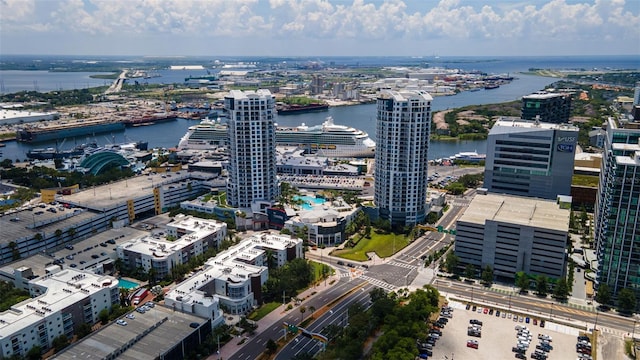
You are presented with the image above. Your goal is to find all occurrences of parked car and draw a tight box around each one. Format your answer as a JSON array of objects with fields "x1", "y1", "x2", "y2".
[
  {"x1": 116, "y1": 319, "x2": 127, "y2": 326},
  {"x1": 466, "y1": 340, "x2": 479, "y2": 349},
  {"x1": 470, "y1": 319, "x2": 483, "y2": 325},
  {"x1": 125, "y1": 313, "x2": 135, "y2": 320}
]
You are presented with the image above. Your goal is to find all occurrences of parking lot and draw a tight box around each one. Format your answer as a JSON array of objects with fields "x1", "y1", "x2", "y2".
[{"x1": 429, "y1": 300, "x2": 582, "y2": 360}]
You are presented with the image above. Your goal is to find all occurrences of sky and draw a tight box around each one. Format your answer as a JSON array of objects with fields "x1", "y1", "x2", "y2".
[{"x1": 1, "y1": 0, "x2": 639, "y2": 57}]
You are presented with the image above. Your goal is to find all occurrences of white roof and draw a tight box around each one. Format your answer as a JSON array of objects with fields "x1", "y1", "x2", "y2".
[
  {"x1": 492, "y1": 118, "x2": 578, "y2": 132},
  {"x1": 0, "y1": 269, "x2": 117, "y2": 338},
  {"x1": 459, "y1": 193, "x2": 569, "y2": 232}
]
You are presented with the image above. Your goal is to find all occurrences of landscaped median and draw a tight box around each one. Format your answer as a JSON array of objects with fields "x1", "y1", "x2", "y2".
[{"x1": 331, "y1": 232, "x2": 411, "y2": 261}]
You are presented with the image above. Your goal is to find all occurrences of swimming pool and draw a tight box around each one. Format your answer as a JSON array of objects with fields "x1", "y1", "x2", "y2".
[
  {"x1": 118, "y1": 278, "x2": 139, "y2": 290},
  {"x1": 293, "y1": 195, "x2": 326, "y2": 210}
]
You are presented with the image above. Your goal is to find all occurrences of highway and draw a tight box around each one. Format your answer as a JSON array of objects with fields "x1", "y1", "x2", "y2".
[
  {"x1": 227, "y1": 278, "x2": 369, "y2": 360},
  {"x1": 274, "y1": 283, "x2": 375, "y2": 360}
]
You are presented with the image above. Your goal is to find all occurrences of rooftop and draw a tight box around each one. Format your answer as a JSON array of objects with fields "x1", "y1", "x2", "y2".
[
  {"x1": 52, "y1": 305, "x2": 204, "y2": 360},
  {"x1": 459, "y1": 193, "x2": 570, "y2": 232},
  {"x1": 61, "y1": 171, "x2": 200, "y2": 210},
  {"x1": 491, "y1": 118, "x2": 578, "y2": 132},
  {"x1": 0, "y1": 269, "x2": 117, "y2": 339},
  {"x1": 522, "y1": 92, "x2": 569, "y2": 100},
  {"x1": 378, "y1": 89, "x2": 433, "y2": 102}
]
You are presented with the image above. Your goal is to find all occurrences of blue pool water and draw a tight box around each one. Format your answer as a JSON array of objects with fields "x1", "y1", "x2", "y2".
[
  {"x1": 118, "y1": 278, "x2": 139, "y2": 290},
  {"x1": 294, "y1": 195, "x2": 326, "y2": 210}
]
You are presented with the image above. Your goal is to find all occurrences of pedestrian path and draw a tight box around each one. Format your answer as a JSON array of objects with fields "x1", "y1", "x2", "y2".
[
  {"x1": 387, "y1": 260, "x2": 418, "y2": 270},
  {"x1": 360, "y1": 275, "x2": 397, "y2": 291}
]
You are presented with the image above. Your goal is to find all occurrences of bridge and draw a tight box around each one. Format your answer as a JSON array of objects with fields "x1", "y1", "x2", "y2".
[{"x1": 105, "y1": 70, "x2": 127, "y2": 94}]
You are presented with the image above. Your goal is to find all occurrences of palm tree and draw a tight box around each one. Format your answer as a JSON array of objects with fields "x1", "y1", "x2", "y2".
[
  {"x1": 67, "y1": 227, "x2": 76, "y2": 240},
  {"x1": 119, "y1": 288, "x2": 130, "y2": 306},
  {"x1": 299, "y1": 306, "x2": 307, "y2": 321},
  {"x1": 54, "y1": 229, "x2": 63, "y2": 246},
  {"x1": 308, "y1": 306, "x2": 316, "y2": 319}
]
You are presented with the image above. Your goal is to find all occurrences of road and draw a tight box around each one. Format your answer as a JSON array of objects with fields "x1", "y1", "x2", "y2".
[
  {"x1": 227, "y1": 278, "x2": 369, "y2": 360},
  {"x1": 225, "y1": 189, "x2": 639, "y2": 359},
  {"x1": 435, "y1": 279, "x2": 638, "y2": 334},
  {"x1": 105, "y1": 70, "x2": 127, "y2": 94},
  {"x1": 274, "y1": 283, "x2": 375, "y2": 360}
]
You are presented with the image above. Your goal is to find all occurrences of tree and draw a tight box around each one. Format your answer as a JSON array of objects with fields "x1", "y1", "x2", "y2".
[
  {"x1": 464, "y1": 264, "x2": 476, "y2": 279},
  {"x1": 553, "y1": 278, "x2": 569, "y2": 301},
  {"x1": 25, "y1": 345, "x2": 42, "y2": 360},
  {"x1": 536, "y1": 275, "x2": 549, "y2": 297},
  {"x1": 481, "y1": 265, "x2": 493, "y2": 287},
  {"x1": 54, "y1": 229, "x2": 63, "y2": 245},
  {"x1": 308, "y1": 305, "x2": 316, "y2": 319},
  {"x1": 617, "y1": 288, "x2": 637, "y2": 314},
  {"x1": 8, "y1": 241, "x2": 21, "y2": 261},
  {"x1": 516, "y1": 272, "x2": 529, "y2": 293},
  {"x1": 51, "y1": 335, "x2": 69, "y2": 353},
  {"x1": 98, "y1": 308, "x2": 109, "y2": 324},
  {"x1": 33, "y1": 233, "x2": 43, "y2": 242},
  {"x1": 299, "y1": 306, "x2": 307, "y2": 320},
  {"x1": 67, "y1": 227, "x2": 76, "y2": 240},
  {"x1": 76, "y1": 323, "x2": 92, "y2": 339},
  {"x1": 444, "y1": 252, "x2": 459, "y2": 274},
  {"x1": 595, "y1": 283, "x2": 612, "y2": 308},
  {"x1": 266, "y1": 339, "x2": 278, "y2": 354}
]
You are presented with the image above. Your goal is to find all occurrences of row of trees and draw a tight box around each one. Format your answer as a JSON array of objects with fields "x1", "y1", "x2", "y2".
[
  {"x1": 0, "y1": 161, "x2": 135, "y2": 191},
  {"x1": 595, "y1": 283, "x2": 637, "y2": 314}
]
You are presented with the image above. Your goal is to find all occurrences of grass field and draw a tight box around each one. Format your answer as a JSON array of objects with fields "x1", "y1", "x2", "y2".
[
  {"x1": 572, "y1": 174, "x2": 599, "y2": 187},
  {"x1": 332, "y1": 232, "x2": 410, "y2": 261},
  {"x1": 310, "y1": 261, "x2": 332, "y2": 283},
  {"x1": 248, "y1": 301, "x2": 281, "y2": 321}
]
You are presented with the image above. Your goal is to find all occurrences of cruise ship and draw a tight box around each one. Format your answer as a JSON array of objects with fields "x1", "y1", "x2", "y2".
[{"x1": 178, "y1": 117, "x2": 376, "y2": 158}]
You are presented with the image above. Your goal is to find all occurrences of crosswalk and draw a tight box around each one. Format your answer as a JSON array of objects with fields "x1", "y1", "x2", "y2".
[
  {"x1": 360, "y1": 275, "x2": 397, "y2": 291},
  {"x1": 387, "y1": 261, "x2": 418, "y2": 270},
  {"x1": 338, "y1": 272, "x2": 397, "y2": 291}
]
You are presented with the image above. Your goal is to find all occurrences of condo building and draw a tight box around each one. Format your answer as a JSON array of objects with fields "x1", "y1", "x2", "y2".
[
  {"x1": 0, "y1": 269, "x2": 119, "y2": 358},
  {"x1": 594, "y1": 117, "x2": 640, "y2": 298},
  {"x1": 374, "y1": 89, "x2": 432, "y2": 227},
  {"x1": 521, "y1": 92, "x2": 572, "y2": 124},
  {"x1": 454, "y1": 193, "x2": 570, "y2": 279},
  {"x1": 116, "y1": 215, "x2": 227, "y2": 280},
  {"x1": 225, "y1": 89, "x2": 278, "y2": 210},
  {"x1": 484, "y1": 118, "x2": 578, "y2": 200},
  {"x1": 164, "y1": 232, "x2": 303, "y2": 316}
]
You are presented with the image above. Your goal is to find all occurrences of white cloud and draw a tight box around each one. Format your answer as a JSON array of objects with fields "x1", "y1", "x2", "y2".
[{"x1": 1, "y1": 0, "x2": 638, "y2": 56}]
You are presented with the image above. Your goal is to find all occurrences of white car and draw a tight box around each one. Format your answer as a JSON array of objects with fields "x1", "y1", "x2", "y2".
[
  {"x1": 116, "y1": 319, "x2": 127, "y2": 326},
  {"x1": 125, "y1": 314, "x2": 135, "y2": 320}
]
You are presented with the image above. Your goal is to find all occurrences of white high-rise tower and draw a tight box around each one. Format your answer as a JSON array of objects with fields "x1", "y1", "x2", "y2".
[
  {"x1": 374, "y1": 89, "x2": 432, "y2": 227},
  {"x1": 225, "y1": 89, "x2": 278, "y2": 210}
]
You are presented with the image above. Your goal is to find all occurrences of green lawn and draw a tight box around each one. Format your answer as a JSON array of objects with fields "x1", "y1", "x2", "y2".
[
  {"x1": 333, "y1": 232, "x2": 410, "y2": 261},
  {"x1": 248, "y1": 301, "x2": 281, "y2": 321},
  {"x1": 572, "y1": 174, "x2": 599, "y2": 187},
  {"x1": 310, "y1": 261, "x2": 332, "y2": 282}
]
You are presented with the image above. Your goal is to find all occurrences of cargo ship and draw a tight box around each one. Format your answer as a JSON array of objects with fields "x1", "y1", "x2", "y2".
[
  {"x1": 276, "y1": 103, "x2": 329, "y2": 115},
  {"x1": 122, "y1": 113, "x2": 178, "y2": 127},
  {"x1": 17, "y1": 121, "x2": 126, "y2": 143}
]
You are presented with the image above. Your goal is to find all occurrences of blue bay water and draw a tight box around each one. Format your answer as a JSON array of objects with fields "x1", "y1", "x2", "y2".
[{"x1": 1, "y1": 55, "x2": 638, "y2": 161}]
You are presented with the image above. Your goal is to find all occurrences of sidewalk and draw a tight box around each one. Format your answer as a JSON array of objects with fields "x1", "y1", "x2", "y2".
[{"x1": 214, "y1": 273, "x2": 341, "y2": 360}]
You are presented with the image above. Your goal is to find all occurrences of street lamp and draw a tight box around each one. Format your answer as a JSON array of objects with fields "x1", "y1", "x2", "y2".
[
  {"x1": 549, "y1": 303, "x2": 553, "y2": 320},
  {"x1": 508, "y1": 294, "x2": 512, "y2": 311},
  {"x1": 593, "y1": 309, "x2": 599, "y2": 332}
]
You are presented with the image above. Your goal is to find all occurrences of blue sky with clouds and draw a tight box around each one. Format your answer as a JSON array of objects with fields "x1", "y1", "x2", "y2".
[{"x1": 1, "y1": 0, "x2": 638, "y2": 57}]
